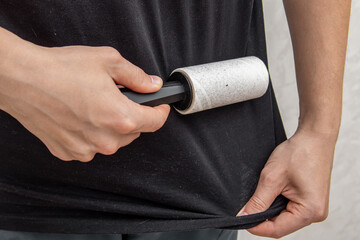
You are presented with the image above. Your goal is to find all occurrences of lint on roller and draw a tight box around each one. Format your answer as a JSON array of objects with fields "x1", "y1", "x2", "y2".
[{"x1": 120, "y1": 56, "x2": 269, "y2": 115}]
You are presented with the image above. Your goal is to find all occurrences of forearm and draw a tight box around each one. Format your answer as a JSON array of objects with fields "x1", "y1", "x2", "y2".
[
  {"x1": 283, "y1": 0, "x2": 351, "y2": 139},
  {"x1": 0, "y1": 27, "x2": 33, "y2": 78},
  {"x1": 238, "y1": 2, "x2": 352, "y2": 237},
  {"x1": 0, "y1": 27, "x2": 41, "y2": 112},
  {"x1": 0, "y1": 26, "x2": 169, "y2": 161}
]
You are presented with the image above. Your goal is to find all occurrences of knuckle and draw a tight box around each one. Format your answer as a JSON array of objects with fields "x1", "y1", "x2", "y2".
[
  {"x1": 57, "y1": 155, "x2": 73, "y2": 162},
  {"x1": 100, "y1": 109, "x2": 139, "y2": 134},
  {"x1": 272, "y1": 230, "x2": 283, "y2": 239},
  {"x1": 46, "y1": 147, "x2": 68, "y2": 161},
  {"x1": 290, "y1": 202, "x2": 314, "y2": 225},
  {"x1": 75, "y1": 153, "x2": 95, "y2": 162},
  {"x1": 248, "y1": 195, "x2": 267, "y2": 212},
  {"x1": 300, "y1": 201, "x2": 328, "y2": 223},
  {"x1": 100, "y1": 46, "x2": 122, "y2": 62},
  {"x1": 260, "y1": 171, "x2": 278, "y2": 187},
  {"x1": 69, "y1": 145, "x2": 95, "y2": 162},
  {"x1": 115, "y1": 117, "x2": 138, "y2": 134},
  {"x1": 312, "y1": 206, "x2": 329, "y2": 222},
  {"x1": 97, "y1": 141, "x2": 119, "y2": 155},
  {"x1": 301, "y1": 208, "x2": 315, "y2": 225}
]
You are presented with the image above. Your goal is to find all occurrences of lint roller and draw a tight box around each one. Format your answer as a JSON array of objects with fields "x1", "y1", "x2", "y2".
[{"x1": 120, "y1": 56, "x2": 269, "y2": 115}]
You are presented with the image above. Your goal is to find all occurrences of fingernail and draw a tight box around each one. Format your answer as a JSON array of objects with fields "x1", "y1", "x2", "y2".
[
  {"x1": 236, "y1": 208, "x2": 248, "y2": 217},
  {"x1": 240, "y1": 211, "x2": 248, "y2": 216},
  {"x1": 150, "y1": 75, "x2": 162, "y2": 85}
]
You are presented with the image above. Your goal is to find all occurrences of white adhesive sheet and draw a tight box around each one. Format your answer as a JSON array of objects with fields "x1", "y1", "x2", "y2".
[{"x1": 172, "y1": 56, "x2": 269, "y2": 114}]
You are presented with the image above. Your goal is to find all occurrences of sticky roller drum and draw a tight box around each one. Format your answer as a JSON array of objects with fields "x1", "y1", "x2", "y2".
[{"x1": 120, "y1": 56, "x2": 269, "y2": 115}]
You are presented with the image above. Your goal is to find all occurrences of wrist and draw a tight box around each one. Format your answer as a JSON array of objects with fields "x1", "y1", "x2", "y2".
[
  {"x1": 0, "y1": 28, "x2": 46, "y2": 112},
  {"x1": 297, "y1": 101, "x2": 342, "y2": 140},
  {"x1": 297, "y1": 115, "x2": 340, "y2": 144}
]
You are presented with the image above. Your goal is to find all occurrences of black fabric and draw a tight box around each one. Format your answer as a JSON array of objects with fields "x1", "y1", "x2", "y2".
[
  {"x1": 0, "y1": 0, "x2": 289, "y2": 234},
  {"x1": 0, "y1": 228, "x2": 237, "y2": 240}
]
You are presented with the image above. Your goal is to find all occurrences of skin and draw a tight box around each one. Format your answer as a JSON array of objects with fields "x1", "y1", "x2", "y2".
[
  {"x1": 0, "y1": 28, "x2": 170, "y2": 162},
  {"x1": 0, "y1": 0, "x2": 351, "y2": 237},
  {"x1": 236, "y1": 0, "x2": 351, "y2": 238}
]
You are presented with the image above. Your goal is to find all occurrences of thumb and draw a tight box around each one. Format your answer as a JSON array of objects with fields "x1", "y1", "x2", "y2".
[
  {"x1": 109, "y1": 57, "x2": 163, "y2": 93},
  {"x1": 236, "y1": 172, "x2": 282, "y2": 216}
]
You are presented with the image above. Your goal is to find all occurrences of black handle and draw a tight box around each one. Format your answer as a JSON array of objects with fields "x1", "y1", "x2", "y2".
[{"x1": 120, "y1": 81, "x2": 186, "y2": 107}]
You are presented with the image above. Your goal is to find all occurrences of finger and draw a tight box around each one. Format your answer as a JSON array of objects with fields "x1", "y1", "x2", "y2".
[
  {"x1": 118, "y1": 132, "x2": 141, "y2": 148},
  {"x1": 236, "y1": 171, "x2": 283, "y2": 216},
  {"x1": 108, "y1": 56, "x2": 163, "y2": 93},
  {"x1": 135, "y1": 104, "x2": 171, "y2": 133},
  {"x1": 47, "y1": 136, "x2": 92, "y2": 162},
  {"x1": 130, "y1": 103, "x2": 171, "y2": 133},
  {"x1": 247, "y1": 202, "x2": 311, "y2": 238},
  {"x1": 96, "y1": 132, "x2": 141, "y2": 155},
  {"x1": 44, "y1": 139, "x2": 73, "y2": 162},
  {"x1": 33, "y1": 126, "x2": 75, "y2": 162}
]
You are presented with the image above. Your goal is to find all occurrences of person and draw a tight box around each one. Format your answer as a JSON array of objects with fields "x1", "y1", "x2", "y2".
[{"x1": 0, "y1": 0, "x2": 351, "y2": 239}]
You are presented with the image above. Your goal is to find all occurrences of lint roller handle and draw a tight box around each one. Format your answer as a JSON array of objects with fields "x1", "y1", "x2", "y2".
[
  {"x1": 120, "y1": 56, "x2": 269, "y2": 115},
  {"x1": 120, "y1": 71, "x2": 193, "y2": 108},
  {"x1": 119, "y1": 77, "x2": 191, "y2": 107},
  {"x1": 120, "y1": 81, "x2": 183, "y2": 107}
]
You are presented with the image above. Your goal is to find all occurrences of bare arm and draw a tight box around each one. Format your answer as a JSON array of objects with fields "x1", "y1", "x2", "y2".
[
  {"x1": 237, "y1": 0, "x2": 351, "y2": 238},
  {"x1": 285, "y1": 0, "x2": 350, "y2": 137},
  {"x1": 0, "y1": 27, "x2": 170, "y2": 161}
]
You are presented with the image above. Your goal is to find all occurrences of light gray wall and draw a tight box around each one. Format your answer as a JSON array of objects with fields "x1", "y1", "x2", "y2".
[{"x1": 238, "y1": 1, "x2": 360, "y2": 239}]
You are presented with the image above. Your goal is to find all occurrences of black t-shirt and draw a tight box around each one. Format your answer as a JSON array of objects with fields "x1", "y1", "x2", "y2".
[{"x1": 0, "y1": 0, "x2": 288, "y2": 234}]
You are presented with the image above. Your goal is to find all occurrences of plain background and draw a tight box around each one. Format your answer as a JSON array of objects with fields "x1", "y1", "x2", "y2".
[{"x1": 237, "y1": 1, "x2": 360, "y2": 239}]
